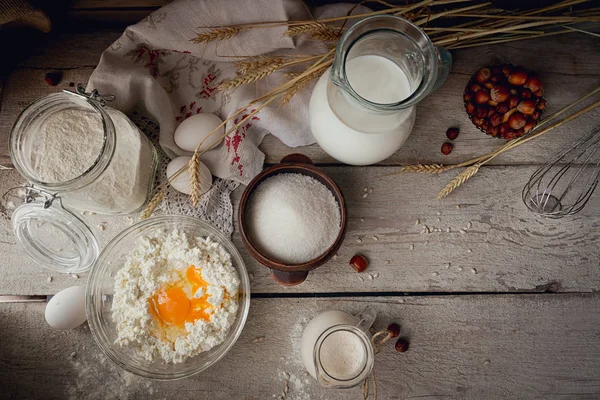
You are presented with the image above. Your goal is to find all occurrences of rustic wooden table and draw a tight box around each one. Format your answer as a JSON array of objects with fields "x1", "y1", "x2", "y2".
[{"x1": 1, "y1": 2, "x2": 600, "y2": 399}]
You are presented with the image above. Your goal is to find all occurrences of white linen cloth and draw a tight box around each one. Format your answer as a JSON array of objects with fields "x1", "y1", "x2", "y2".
[{"x1": 86, "y1": 0, "x2": 366, "y2": 233}]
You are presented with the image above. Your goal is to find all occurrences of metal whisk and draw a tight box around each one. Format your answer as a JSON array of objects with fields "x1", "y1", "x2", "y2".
[{"x1": 522, "y1": 125, "x2": 600, "y2": 218}]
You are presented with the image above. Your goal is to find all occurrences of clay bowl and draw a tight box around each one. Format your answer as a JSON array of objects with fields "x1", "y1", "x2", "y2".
[{"x1": 238, "y1": 153, "x2": 347, "y2": 286}]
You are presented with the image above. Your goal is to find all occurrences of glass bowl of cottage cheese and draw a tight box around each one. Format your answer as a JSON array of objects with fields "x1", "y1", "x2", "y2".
[{"x1": 86, "y1": 215, "x2": 250, "y2": 380}]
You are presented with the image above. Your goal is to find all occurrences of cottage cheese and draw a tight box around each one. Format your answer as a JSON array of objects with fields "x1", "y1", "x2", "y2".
[{"x1": 111, "y1": 229, "x2": 240, "y2": 364}]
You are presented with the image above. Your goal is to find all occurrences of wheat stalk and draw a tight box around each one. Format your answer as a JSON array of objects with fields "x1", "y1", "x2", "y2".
[
  {"x1": 188, "y1": 50, "x2": 336, "y2": 205},
  {"x1": 280, "y1": 61, "x2": 331, "y2": 106},
  {"x1": 285, "y1": 23, "x2": 342, "y2": 41},
  {"x1": 140, "y1": 187, "x2": 166, "y2": 220},
  {"x1": 188, "y1": 152, "x2": 202, "y2": 207},
  {"x1": 437, "y1": 164, "x2": 480, "y2": 200},
  {"x1": 219, "y1": 61, "x2": 286, "y2": 90},
  {"x1": 235, "y1": 57, "x2": 286, "y2": 75},
  {"x1": 401, "y1": 163, "x2": 455, "y2": 174},
  {"x1": 191, "y1": 27, "x2": 246, "y2": 44}
]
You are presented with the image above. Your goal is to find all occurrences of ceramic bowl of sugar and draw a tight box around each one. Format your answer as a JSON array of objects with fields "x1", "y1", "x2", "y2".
[
  {"x1": 239, "y1": 154, "x2": 347, "y2": 286},
  {"x1": 86, "y1": 215, "x2": 250, "y2": 380}
]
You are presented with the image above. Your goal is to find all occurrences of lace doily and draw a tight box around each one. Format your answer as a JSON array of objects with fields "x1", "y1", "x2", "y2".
[{"x1": 132, "y1": 111, "x2": 239, "y2": 236}]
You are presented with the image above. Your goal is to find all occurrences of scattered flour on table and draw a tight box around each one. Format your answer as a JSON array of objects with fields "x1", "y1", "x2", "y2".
[{"x1": 111, "y1": 229, "x2": 240, "y2": 364}]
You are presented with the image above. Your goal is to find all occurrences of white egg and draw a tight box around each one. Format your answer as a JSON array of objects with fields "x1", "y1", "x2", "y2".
[
  {"x1": 166, "y1": 156, "x2": 212, "y2": 195},
  {"x1": 45, "y1": 286, "x2": 87, "y2": 330},
  {"x1": 174, "y1": 113, "x2": 225, "y2": 152}
]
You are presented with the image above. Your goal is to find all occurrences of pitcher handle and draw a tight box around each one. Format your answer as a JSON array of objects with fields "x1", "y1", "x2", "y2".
[
  {"x1": 432, "y1": 46, "x2": 453, "y2": 93},
  {"x1": 354, "y1": 305, "x2": 377, "y2": 333}
]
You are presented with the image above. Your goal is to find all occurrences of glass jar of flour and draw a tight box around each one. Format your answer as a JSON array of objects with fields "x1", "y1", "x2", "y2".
[{"x1": 8, "y1": 86, "x2": 158, "y2": 273}]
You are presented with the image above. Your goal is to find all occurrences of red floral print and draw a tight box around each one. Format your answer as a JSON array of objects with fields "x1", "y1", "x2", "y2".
[
  {"x1": 225, "y1": 109, "x2": 260, "y2": 176},
  {"x1": 127, "y1": 45, "x2": 168, "y2": 77},
  {"x1": 175, "y1": 100, "x2": 203, "y2": 122}
]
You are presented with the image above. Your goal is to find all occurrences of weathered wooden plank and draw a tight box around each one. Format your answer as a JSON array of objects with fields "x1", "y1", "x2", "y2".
[
  {"x1": 1, "y1": 294, "x2": 599, "y2": 399},
  {"x1": 2, "y1": 163, "x2": 599, "y2": 295},
  {"x1": 1, "y1": 64, "x2": 599, "y2": 169},
  {"x1": 70, "y1": 0, "x2": 171, "y2": 8}
]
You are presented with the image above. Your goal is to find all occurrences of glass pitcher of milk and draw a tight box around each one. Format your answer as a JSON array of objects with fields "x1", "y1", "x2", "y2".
[
  {"x1": 300, "y1": 307, "x2": 376, "y2": 388},
  {"x1": 309, "y1": 15, "x2": 452, "y2": 165}
]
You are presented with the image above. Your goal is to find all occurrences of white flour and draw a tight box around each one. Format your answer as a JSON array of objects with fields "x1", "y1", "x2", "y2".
[
  {"x1": 111, "y1": 229, "x2": 240, "y2": 364},
  {"x1": 30, "y1": 107, "x2": 155, "y2": 214},
  {"x1": 32, "y1": 108, "x2": 105, "y2": 183}
]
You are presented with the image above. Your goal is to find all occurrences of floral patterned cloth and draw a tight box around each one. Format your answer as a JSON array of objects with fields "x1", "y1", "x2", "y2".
[{"x1": 87, "y1": 0, "x2": 349, "y2": 184}]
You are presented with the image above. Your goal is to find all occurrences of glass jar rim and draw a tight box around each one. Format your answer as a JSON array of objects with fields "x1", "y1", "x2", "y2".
[
  {"x1": 331, "y1": 14, "x2": 438, "y2": 111},
  {"x1": 313, "y1": 324, "x2": 375, "y2": 387},
  {"x1": 9, "y1": 91, "x2": 116, "y2": 192}
]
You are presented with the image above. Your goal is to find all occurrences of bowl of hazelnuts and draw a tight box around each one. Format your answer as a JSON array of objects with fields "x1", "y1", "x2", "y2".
[{"x1": 464, "y1": 64, "x2": 547, "y2": 140}]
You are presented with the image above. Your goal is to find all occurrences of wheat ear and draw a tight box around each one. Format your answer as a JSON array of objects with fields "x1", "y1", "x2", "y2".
[
  {"x1": 235, "y1": 57, "x2": 286, "y2": 75},
  {"x1": 219, "y1": 61, "x2": 286, "y2": 90},
  {"x1": 284, "y1": 23, "x2": 342, "y2": 41},
  {"x1": 401, "y1": 164, "x2": 455, "y2": 174},
  {"x1": 191, "y1": 27, "x2": 245, "y2": 44},
  {"x1": 140, "y1": 187, "x2": 166, "y2": 220},
  {"x1": 280, "y1": 61, "x2": 331, "y2": 106},
  {"x1": 188, "y1": 153, "x2": 202, "y2": 207},
  {"x1": 437, "y1": 165, "x2": 480, "y2": 200}
]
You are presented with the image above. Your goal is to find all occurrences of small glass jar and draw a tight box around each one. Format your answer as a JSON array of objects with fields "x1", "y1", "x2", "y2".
[{"x1": 9, "y1": 87, "x2": 158, "y2": 273}]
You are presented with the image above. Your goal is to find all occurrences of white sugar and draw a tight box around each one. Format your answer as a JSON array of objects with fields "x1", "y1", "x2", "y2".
[{"x1": 246, "y1": 173, "x2": 341, "y2": 264}]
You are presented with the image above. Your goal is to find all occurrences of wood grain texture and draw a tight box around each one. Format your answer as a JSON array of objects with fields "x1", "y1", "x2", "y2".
[
  {"x1": 2, "y1": 164, "x2": 599, "y2": 295},
  {"x1": 1, "y1": 33, "x2": 599, "y2": 167},
  {"x1": 1, "y1": 294, "x2": 599, "y2": 399}
]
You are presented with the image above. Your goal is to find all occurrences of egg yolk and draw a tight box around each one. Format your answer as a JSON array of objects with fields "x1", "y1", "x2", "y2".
[{"x1": 149, "y1": 265, "x2": 214, "y2": 327}]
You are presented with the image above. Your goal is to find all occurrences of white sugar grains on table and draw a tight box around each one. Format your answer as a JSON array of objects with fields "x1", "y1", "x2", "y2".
[{"x1": 245, "y1": 173, "x2": 341, "y2": 264}]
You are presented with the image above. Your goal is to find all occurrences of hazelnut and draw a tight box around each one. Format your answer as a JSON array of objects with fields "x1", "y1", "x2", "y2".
[
  {"x1": 487, "y1": 107, "x2": 495, "y2": 117},
  {"x1": 475, "y1": 105, "x2": 488, "y2": 119},
  {"x1": 476, "y1": 67, "x2": 491, "y2": 83},
  {"x1": 537, "y1": 99, "x2": 547, "y2": 110},
  {"x1": 508, "y1": 70, "x2": 528, "y2": 86},
  {"x1": 509, "y1": 96, "x2": 519, "y2": 109},
  {"x1": 484, "y1": 82, "x2": 493, "y2": 89},
  {"x1": 517, "y1": 100, "x2": 537, "y2": 115},
  {"x1": 524, "y1": 76, "x2": 542, "y2": 93},
  {"x1": 386, "y1": 323, "x2": 400, "y2": 338},
  {"x1": 490, "y1": 74, "x2": 504, "y2": 84},
  {"x1": 475, "y1": 90, "x2": 490, "y2": 104},
  {"x1": 521, "y1": 88, "x2": 532, "y2": 99},
  {"x1": 395, "y1": 337, "x2": 410, "y2": 353},
  {"x1": 496, "y1": 102, "x2": 509, "y2": 114},
  {"x1": 464, "y1": 93, "x2": 472, "y2": 102},
  {"x1": 503, "y1": 129, "x2": 519, "y2": 140},
  {"x1": 499, "y1": 123, "x2": 508, "y2": 135},
  {"x1": 534, "y1": 88, "x2": 544, "y2": 97},
  {"x1": 466, "y1": 102, "x2": 476, "y2": 115},
  {"x1": 502, "y1": 65, "x2": 512, "y2": 77},
  {"x1": 508, "y1": 112, "x2": 527, "y2": 130},
  {"x1": 488, "y1": 100, "x2": 498, "y2": 107},
  {"x1": 490, "y1": 113, "x2": 503, "y2": 127},
  {"x1": 524, "y1": 118, "x2": 536, "y2": 133},
  {"x1": 446, "y1": 127, "x2": 460, "y2": 140},
  {"x1": 441, "y1": 142, "x2": 453, "y2": 155},
  {"x1": 490, "y1": 85, "x2": 510, "y2": 102},
  {"x1": 472, "y1": 117, "x2": 484, "y2": 127},
  {"x1": 532, "y1": 110, "x2": 541, "y2": 120},
  {"x1": 470, "y1": 83, "x2": 482, "y2": 92},
  {"x1": 44, "y1": 72, "x2": 62, "y2": 86},
  {"x1": 487, "y1": 126, "x2": 499, "y2": 137},
  {"x1": 349, "y1": 254, "x2": 369, "y2": 273}
]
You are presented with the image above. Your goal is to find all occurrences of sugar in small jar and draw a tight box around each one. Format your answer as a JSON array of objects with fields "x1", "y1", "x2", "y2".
[{"x1": 8, "y1": 86, "x2": 158, "y2": 273}]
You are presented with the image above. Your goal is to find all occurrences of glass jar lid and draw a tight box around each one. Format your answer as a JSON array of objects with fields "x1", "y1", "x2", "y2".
[{"x1": 11, "y1": 187, "x2": 99, "y2": 274}]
